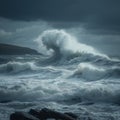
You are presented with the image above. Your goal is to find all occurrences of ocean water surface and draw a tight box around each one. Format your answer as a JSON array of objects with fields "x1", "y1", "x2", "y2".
[{"x1": 0, "y1": 30, "x2": 120, "y2": 120}]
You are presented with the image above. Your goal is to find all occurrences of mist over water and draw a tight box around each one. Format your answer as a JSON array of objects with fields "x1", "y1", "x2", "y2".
[{"x1": 0, "y1": 29, "x2": 120, "y2": 120}]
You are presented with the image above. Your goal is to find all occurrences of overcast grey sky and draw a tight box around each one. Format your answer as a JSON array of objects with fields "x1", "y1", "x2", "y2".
[
  {"x1": 0, "y1": 0, "x2": 120, "y2": 56},
  {"x1": 0, "y1": 0, "x2": 120, "y2": 33}
]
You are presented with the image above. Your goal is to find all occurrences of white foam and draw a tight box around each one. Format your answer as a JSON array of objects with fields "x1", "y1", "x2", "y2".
[
  {"x1": 73, "y1": 63, "x2": 107, "y2": 80},
  {"x1": 0, "y1": 61, "x2": 38, "y2": 73},
  {"x1": 36, "y1": 29, "x2": 107, "y2": 58}
]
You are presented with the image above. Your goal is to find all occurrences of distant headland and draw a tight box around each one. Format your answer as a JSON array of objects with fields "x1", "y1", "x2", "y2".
[{"x1": 0, "y1": 43, "x2": 41, "y2": 55}]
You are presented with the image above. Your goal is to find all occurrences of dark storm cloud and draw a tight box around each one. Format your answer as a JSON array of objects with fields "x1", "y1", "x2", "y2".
[{"x1": 0, "y1": 0, "x2": 120, "y2": 32}]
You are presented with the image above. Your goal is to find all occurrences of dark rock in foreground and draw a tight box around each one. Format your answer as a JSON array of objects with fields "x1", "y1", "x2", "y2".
[
  {"x1": 10, "y1": 112, "x2": 39, "y2": 120},
  {"x1": 10, "y1": 108, "x2": 77, "y2": 120},
  {"x1": 0, "y1": 43, "x2": 41, "y2": 55},
  {"x1": 64, "y1": 112, "x2": 78, "y2": 119}
]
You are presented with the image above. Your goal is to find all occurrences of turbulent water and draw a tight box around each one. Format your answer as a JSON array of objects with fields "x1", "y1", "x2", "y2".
[{"x1": 0, "y1": 30, "x2": 120, "y2": 120}]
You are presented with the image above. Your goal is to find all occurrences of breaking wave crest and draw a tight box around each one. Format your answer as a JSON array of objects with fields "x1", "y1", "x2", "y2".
[
  {"x1": 71, "y1": 63, "x2": 120, "y2": 80},
  {"x1": 0, "y1": 61, "x2": 38, "y2": 74},
  {"x1": 36, "y1": 29, "x2": 108, "y2": 61}
]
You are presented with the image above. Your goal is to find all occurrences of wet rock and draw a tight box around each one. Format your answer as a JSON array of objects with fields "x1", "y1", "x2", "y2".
[
  {"x1": 10, "y1": 108, "x2": 77, "y2": 120},
  {"x1": 29, "y1": 108, "x2": 77, "y2": 120},
  {"x1": 10, "y1": 112, "x2": 39, "y2": 120},
  {"x1": 64, "y1": 112, "x2": 78, "y2": 119},
  {"x1": 29, "y1": 109, "x2": 40, "y2": 119}
]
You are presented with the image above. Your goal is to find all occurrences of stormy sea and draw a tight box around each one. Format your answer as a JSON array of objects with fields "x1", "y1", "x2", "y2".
[{"x1": 0, "y1": 30, "x2": 120, "y2": 120}]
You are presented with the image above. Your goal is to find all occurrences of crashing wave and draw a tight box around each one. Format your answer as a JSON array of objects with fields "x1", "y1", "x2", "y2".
[{"x1": 36, "y1": 29, "x2": 108, "y2": 61}]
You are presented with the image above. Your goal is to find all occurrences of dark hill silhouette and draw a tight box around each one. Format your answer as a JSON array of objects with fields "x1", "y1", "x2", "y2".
[{"x1": 0, "y1": 43, "x2": 41, "y2": 55}]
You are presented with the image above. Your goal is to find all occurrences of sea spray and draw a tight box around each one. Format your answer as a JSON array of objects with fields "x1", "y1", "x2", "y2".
[{"x1": 36, "y1": 29, "x2": 107, "y2": 58}]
